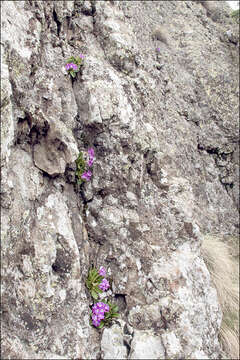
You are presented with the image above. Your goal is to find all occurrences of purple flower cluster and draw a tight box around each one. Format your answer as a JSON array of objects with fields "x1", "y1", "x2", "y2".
[
  {"x1": 92, "y1": 302, "x2": 110, "y2": 327},
  {"x1": 99, "y1": 278, "x2": 110, "y2": 291},
  {"x1": 81, "y1": 170, "x2": 92, "y2": 181},
  {"x1": 79, "y1": 54, "x2": 85, "y2": 59},
  {"x1": 65, "y1": 62, "x2": 78, "y2": 71},
  {"x1": 98, "y1": 266, "x2": 106, "y2": 276},
  {"x1": 98, "y1": 266, "x2": 110, "y2": 291},
  {"x1": 81, "y1": 148, "x2": 95, "y2": 181}
]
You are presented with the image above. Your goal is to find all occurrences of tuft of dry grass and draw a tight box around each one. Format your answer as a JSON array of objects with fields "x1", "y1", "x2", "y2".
[{"x1": 202, "y1": 235, "x2": 239, "y2": 360}]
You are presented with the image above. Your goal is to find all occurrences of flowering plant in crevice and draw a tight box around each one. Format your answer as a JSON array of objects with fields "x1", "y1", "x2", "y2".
[
  {"x1": 76, "y1": 148, "x2": 94, "y2": 185},
  {"x1": 90, "y1": 300, "x2": 119, "y2": 329},
  {"x1": 86, "y1": 266, "x2": 120, "y2": 329},
  {"x1": 86, "y1": 266, "x2": 107, "y2": 299},
  {"x1": 65, "y1": 54, "x2": 84, "y2": 78}
]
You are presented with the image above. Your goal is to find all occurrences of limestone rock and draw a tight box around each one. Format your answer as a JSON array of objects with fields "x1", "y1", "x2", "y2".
[
  {"x1": 1, "y1": 46, "x2": 15, "y2": 166},
  {"x1": 1, "y1": 0, "x2": 239, "y2": 359},
  {"x1": 129, "y1": 330, "x2": 165, "y2": 359},
  {"x1": 33, "y1": 119, "x2": 79, "y2": 176},
  {"x1": 152, "y1": 25, "x2": 170, "y2": 45},
  {"x1": 101, "y1": 321, "x2": 128, "y2": 359}
]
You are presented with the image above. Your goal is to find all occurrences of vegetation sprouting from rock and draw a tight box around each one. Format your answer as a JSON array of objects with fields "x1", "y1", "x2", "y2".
[{"x1": 86, "y1": 266, "x2": 120, "y2": 329}]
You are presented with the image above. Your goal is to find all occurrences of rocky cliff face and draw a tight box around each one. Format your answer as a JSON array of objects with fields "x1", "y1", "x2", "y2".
[{"x1": 1, "y1": 1, "x2": 239, "y2": 359}]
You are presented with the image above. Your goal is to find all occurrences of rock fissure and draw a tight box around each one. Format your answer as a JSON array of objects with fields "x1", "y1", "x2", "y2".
[{"x1": 52, "y1": 8, "x2": 61, "y2": 38}]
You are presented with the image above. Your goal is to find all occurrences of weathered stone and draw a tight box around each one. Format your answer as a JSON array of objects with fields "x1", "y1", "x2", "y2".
[
  {"x1": 129, "y1": 330, "x2": 165, "y2": 359},
  {"x1": 1, "y1": 46, "x2": 15, "y2": 166},
  {"x1": 152, "y1": 25, "x2": 170, "y2": 45},
  {"x1": 33, "y1": 119, "x2": 79, "y2": 176},
  {"x1": 1, "y1": 0, "x2": 239, "y2": 359},
  {"x1": 161, "y1": 331, "x2": 182, "y2": 358},
  {"x1": 101, "y1": 320, "x2": 128, "y2": 359}
]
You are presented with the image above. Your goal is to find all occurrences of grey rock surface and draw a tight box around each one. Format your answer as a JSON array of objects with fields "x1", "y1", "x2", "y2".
[
  {"x1": 101, "y1": 320, "x2": 127, "y2": 359},
  {"x1": 1, "y1": 1, "x2": 239, "y2": 359}
]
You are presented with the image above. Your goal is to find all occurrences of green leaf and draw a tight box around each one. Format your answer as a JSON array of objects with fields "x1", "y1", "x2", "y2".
[
  {"x1": 112, "y1": 313, "x2": 119, "y2": 318},
  {"x1": 70, "y1": 71, "x2": 76, "y2": 78},
  {"x1": 94, "y1": 286, "x2": 103, "y2": 294},
  {"x1": 91, "y1": 290, "x2": 98, "y2": 300},
  {"x1": 88, "y1": 269, "x2": 95, "y2": 281},
  {"x1": 76, "y1": 152, "x2": 86, "y2": 183},
  {"x1": 91, "y1": 269, "x2": 98, "y2": 277},
  {"x1": 75, "y1": 56, "x2": 83, "y2": 66},
  {"x1": 98, "y1": 321, "x2": 104, "y2": 329},
  {"x1": 66, "y1": 56, "x2": 75, "y2": 63},
  {"x1": 90, "y1": 268, "x2": 96, "y2": 275},
  {"x1": 231, "y1": 9, "x2": 239, "y2": 18},
  {"x1": 91, "y1": 270, "x2": 102, "y2": 282}
]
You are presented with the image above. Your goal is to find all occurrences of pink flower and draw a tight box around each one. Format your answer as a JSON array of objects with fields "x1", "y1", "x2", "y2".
[
  {"x1": 99, "y1": 278, "x2": 110, "y2": 291},
  {"x1": 92, "y1": 314, "x2": 100, "y2": 327},
  {"x1": 88, "y1": 158, "x2": 94, "y2": 167},
  {"x1": 91, "y1": 301, "x2": 110, "y2": 327},
  {"x1": 98, "y1": 266, "x2": 106, "y2": 276},
  {"x1": 81, "y1": 170, "x2": 92, "y2": 181},
  {"x1": 98, "y1": 313, "x2": 105, "y2": 320},
  {"x1": 72, "y1": 63, "x2": 78, "y2": 71},
  {"x1": 65, "y1": 62, "x2": 78, "y2": 71},
  {"x1": 88, "y1": 148, "x2": 94, "y2": 158},
  {"x1": 104, "y1": 303, "x2": 109, "y2": 312}
]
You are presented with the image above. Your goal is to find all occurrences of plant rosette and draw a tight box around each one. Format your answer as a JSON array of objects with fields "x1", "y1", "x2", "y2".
[
  {"x1": 86, "y1": 267, "x2": 120, "y2": 329},
  {"x1": 65, "y1": 54, "x2": 84, "y2": 78},
  {"x1": 86, "y1": 266, "x2": 110, "y2": 300},
  {"x1": 76, "y1": 148, "x2": 95, "y2": 185},
  {"x1": 86, "y1": 267, "x2": 104, "y2": 300}
]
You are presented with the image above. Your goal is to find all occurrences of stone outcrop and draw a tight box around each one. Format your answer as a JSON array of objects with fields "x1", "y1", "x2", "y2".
[{"x1": 1, "y1": 1, "x2": 239, "y2": 359}]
